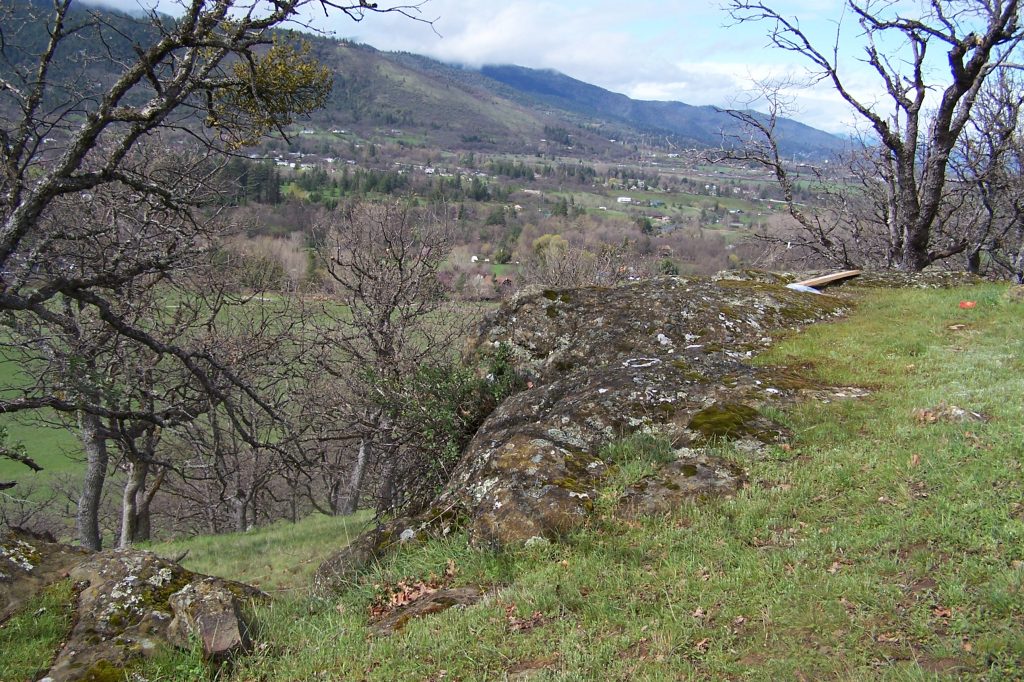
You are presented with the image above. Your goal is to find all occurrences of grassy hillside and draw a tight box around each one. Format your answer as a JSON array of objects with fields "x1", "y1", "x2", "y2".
[
  {"x1": 8, "y1": 282, "x2": 1023, "y2": 680},
  {"x1": 0, "y1": 357, "x2": 80, "y2": 483},
  {"x1": 143, "y1": 512, "x2": 374, "y2": 595}
]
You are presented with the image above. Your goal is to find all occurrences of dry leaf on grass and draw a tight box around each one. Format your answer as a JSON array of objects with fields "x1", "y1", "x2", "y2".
[
  {"x1": 912, "y1": 402, "x2": 987, "y2": 424},
  {"x1": 503, "y1": 603, "x2": 547, "y2": 633}
]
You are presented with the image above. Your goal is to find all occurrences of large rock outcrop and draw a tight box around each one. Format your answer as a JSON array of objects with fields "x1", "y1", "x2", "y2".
[{"x1": 315, "y1": 274, "x2": 848, "y2": 593}]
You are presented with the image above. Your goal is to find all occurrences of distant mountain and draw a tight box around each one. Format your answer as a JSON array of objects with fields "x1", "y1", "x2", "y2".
[
  {"x1": 478, "y1": 65, "x2": 845, "y2": 158},
  {"x1": 299, "y1": 43, "x2": 844, "y2": 158},
  {"x1": 300, "y1": 42, "x2": 844, "y2": 158}
]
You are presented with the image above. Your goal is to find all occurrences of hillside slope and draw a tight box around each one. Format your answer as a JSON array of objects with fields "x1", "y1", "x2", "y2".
[{"x1": 120, "y1": 280, "x2": 1024, "y2": 680}]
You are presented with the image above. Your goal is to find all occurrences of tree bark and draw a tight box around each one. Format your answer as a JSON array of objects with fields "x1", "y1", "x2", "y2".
[
  {"x1": 339, "y1": 438, "x2": 369, "y2": 515},
  {"x1": 119, "y1": 460, "x2": 148, "y2": 548},
  {"x1": 77, "y1": 412, "x2": 109, "y2": 551},
  {"x1": 134, "y1": 468, "x2": 164, "y2": 543},
  {"x1": 233, "y1": 494, "x2": 250, "y2": 532}
]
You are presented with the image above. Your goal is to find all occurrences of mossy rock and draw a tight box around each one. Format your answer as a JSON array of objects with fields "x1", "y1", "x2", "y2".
[
  {"x1": 44, "y1": 549, "x2": 263, "y2": 681},
  {"x1": 687, "y1": 402, "x2": 786, "y2": 443},
  {"x1": 317, "y1": 272, "x2": 850, "y2": 591}
]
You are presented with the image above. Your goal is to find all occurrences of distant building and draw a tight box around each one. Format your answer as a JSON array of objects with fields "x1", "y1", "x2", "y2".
[{"x1": 617, "y1": 197, "x2": 632, "y2": 204}]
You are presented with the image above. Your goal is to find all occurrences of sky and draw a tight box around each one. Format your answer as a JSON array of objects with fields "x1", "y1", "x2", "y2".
[{"x1": 84, "y1": 0, "x2": 920, "y2": 134}]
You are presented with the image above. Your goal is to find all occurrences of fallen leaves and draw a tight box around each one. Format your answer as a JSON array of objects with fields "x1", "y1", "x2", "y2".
[
  {"x1": 503, "y1": 603, "x2": 547, "y2": 633},
  {"x1": 368, "y1": 559, "x2": 458, "y2": 619},
  {"x1": 908, "y1": 480, "x2": 930, "y2": 499}
]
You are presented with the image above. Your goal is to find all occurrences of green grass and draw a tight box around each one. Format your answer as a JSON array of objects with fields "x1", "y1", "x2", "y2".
[
  {"x1": 0, "y1": 355, "x2": 81, "y2": 482},
  {"x1": 0, "y1": 580, "x2": 76, "y2": 682},
  {"x1": 143, "y1": 512, "x2": 374, "y2": 595},
  {"x1": 26, "y1": 283, "x2": 1024, "y2": 680}
]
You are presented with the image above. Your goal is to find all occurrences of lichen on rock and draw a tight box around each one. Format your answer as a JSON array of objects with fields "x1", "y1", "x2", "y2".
[
  {"x1": 1, "y1": 529, "x2": 89, "y2": 624},
  {"x1": 7, "y1": 546, "x2": 267, "y2": 682}
]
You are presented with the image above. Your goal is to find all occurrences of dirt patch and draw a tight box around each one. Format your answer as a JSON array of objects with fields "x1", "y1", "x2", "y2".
[
  {"x1": 507, "y1": 653, "x2": 560, "y2": 679},
  {"x1": 917, "y1": 656, "x2": 972, "y2": 674}
]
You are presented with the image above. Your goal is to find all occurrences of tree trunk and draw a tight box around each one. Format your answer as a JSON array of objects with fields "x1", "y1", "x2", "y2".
[
  {"x1": 135, "y1": 468, "x2": 164, "y2": 543},
  {"x1": 233, "y1": 494, "x2": 249, "y2": 532},
  {"x1": 339, "y1": 438, "x2": 369, "y2": 515},
  {"x1": 328, "y1": 479, "x2": 342, "y2": 515},
  {"x1": 77, "y1": 412, "x2": 109, "y2": 551},
  {"x1": 119, "y1": 459, "x2": 148, "y2": 548},
  {"x1": 136, "y1": 498, "x2": 152, "y2": 542}
]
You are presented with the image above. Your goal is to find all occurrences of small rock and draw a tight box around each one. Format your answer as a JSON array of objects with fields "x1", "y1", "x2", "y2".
[
  {"x1": 168, "y1": 579, "x2": 252, "y2": 663},
  {"x1": 42, "y1": 549, "x2": 261, "y2": 681},
  {"x1": 618, "y1": 455, "x2": 747, "y2": 517}
]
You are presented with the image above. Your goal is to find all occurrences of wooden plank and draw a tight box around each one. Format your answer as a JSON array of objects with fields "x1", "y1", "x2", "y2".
[{"x1": 794, "y1": 270, "x2": 862, "y2": 288}]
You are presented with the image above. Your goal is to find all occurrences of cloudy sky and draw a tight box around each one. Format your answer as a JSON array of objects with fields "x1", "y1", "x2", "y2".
[{"x1": 86, "y1": 0, "x2": 908, "y2": 133}]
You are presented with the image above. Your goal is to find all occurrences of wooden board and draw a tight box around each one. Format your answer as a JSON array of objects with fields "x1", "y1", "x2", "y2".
[{"x1": 794, "y1": 270, "x2": 862, "y2": 288}]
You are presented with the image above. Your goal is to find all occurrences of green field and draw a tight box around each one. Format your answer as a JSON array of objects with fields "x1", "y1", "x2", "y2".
[{"x1": 0, "y1": 357, "x2": 80, "y2": 483}]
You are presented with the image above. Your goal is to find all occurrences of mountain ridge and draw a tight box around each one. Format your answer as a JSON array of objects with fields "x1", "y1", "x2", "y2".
[{"x1": 9, "y1": 1, "x2": 845, "y2": 158}]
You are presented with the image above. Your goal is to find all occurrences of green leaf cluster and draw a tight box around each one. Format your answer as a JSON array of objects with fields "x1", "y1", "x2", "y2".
[{"x1": 208, "y1": 39, "x2": 332, "y2": 148}]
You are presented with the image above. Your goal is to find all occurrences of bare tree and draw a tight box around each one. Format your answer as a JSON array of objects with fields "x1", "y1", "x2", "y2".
[
  {"x1": 312, "y1": 200, "x2": 478, "y2": 516},
  {"x1": 726, "y1": 0, "x2": 1023, "y2": 270},
  {"x1": 950, "y1": 70, "x2": 1024, "y2": 279},
  {"x1": 713, "y1": 86, "x2": 862, "y2": 268},
  {"x1": 525, "y1": 232, "x2": 639, "y2": 287}
]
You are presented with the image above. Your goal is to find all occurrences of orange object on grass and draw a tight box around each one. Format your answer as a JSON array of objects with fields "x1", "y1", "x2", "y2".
[{"x1": 959, "y1": 301, "x2": 977, "y2": 309}]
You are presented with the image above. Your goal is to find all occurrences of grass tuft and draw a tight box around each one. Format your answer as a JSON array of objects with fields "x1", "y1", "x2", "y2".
[{"x1": 0, "y1": 579, "x2": 76, "y2": 682}]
